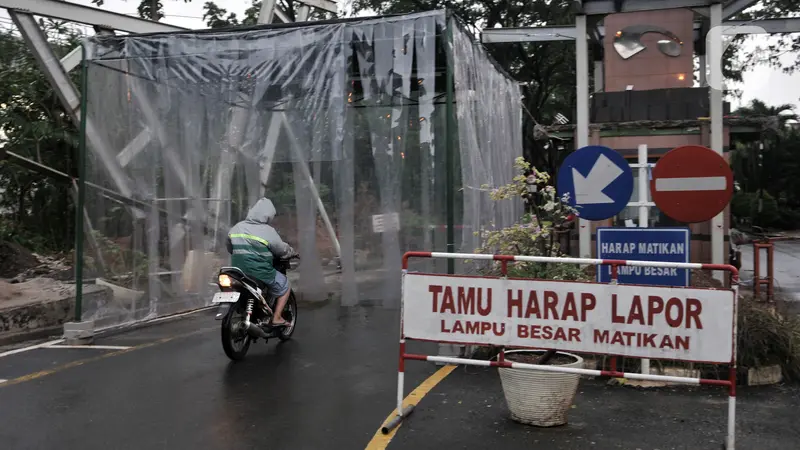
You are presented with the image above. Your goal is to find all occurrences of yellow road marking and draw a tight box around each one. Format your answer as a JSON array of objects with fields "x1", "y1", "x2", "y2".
[
  {"x1": 0, "y1": 326, "x2": 216, "y2": 388},
  {"x1": 365, "y1": 365, "x2": 457, "y2": 450}
]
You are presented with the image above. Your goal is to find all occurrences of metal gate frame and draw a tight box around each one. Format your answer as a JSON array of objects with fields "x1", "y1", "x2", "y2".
[{"x1": 385, "y1": 251, "x2": 740, "y2": 450}]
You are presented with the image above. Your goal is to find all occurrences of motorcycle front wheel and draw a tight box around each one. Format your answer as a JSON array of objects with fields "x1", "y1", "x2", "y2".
[{"x1": 221, "y1": 302, "x2": 251, "y2": 361}]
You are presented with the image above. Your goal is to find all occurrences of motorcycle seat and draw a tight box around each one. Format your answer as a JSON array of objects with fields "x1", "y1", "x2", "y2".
[{"x1": 220, "y1": 267, "x2": 266, "y2": 291}]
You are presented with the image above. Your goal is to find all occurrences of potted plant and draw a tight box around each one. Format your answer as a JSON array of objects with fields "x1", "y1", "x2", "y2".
[
  {"x1": 475, "y1": 158, "x2": 590, "y2": 426},
  {"x1": 498, "y1": 349, "x2": 584, "y2": 427}
]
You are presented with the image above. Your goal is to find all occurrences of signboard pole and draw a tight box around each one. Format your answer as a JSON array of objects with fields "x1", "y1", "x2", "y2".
[
  {"x1": 575, "y1": 13, "x2": 591, "y2": 259},
  {"x1": 710, "y1": 2, "x2": 726, "y2": 284},
  {"x1": 638, "y1": 144, "x2": 648, "y2": 229},
  {"x1": 637, "y1": 144, "x2": 650, "y2": 375}
]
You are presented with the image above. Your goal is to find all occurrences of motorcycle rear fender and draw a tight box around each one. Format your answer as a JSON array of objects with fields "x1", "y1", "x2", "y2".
[{"x1": 214, "y1": 304, "x2": 230, "y2": 320}]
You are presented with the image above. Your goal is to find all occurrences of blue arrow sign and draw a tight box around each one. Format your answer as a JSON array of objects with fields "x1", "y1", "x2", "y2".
[
  {"x1": 556, "y1": 145, "x2": 633, "y2": 221},
  {"x1": 596, "y1": 227, "x2": 690, "y2": 287}
]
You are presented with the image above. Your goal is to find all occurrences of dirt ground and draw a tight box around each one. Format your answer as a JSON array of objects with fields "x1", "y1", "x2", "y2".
[
  {"x1": 0, "y1": 241, "x2": 40, "y2": 278},
  {"x1": 0, "y1": 278, "x2": 77, "y2": 310},
  {"x1": 690, "y1": 269, "x2": 725, "y2": 288},
  {"x1": 0, "y1": 240, "x2": 77, "y2": 311}
]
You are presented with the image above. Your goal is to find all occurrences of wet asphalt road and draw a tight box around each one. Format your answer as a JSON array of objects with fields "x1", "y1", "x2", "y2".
[
  {"x1": 0, "y1": 304, "x2": 435, "y2": 450},
  {"x1": 3, "y1": 303, "x2": 800, "y2": 449}
]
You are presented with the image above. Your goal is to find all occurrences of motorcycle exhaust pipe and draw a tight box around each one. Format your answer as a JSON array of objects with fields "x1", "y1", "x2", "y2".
[{"x1": 246, "y1": 322, "x2": 270, "y2": 340}]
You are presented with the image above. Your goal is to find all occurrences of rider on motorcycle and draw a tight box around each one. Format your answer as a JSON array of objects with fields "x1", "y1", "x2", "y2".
[{"x1": 226, "y1": 197, "x2": 297, "y2": 327}]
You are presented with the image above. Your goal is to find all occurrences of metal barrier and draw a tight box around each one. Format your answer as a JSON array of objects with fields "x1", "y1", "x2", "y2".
[
  {"x1": 386, "y1": 251, "x2": 740, "y2": 449},
  {"x1": 753, "y1": 242, "x2": 774, "y2": 301},
  {"x1": 746, "y1": 234, "x2": 798, "y2": 302}
]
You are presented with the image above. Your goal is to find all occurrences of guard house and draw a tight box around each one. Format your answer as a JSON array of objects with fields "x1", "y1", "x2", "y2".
[{"x1": 547, "y1": 8, "x2": 766, "y2": 264}]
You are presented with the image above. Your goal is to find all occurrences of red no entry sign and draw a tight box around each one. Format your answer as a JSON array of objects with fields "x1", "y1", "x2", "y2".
[{"x1": 651, "y1": 145, "x2": 734, "y2": 223}]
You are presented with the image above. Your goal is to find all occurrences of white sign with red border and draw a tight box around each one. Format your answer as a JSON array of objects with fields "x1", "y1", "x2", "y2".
[{"x1": 402, "y1": 273, "x2": 735, "y2": 363}]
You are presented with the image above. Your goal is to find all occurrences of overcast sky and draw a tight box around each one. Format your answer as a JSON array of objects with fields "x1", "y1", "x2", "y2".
[{"x1": 0, "y1": 0, "x2": 797, "y2": 112}]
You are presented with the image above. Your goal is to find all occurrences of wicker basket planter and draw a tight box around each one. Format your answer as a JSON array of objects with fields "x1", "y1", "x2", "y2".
[{"x1": 498, "y1": 349, "x2": 583, "y2": 427}]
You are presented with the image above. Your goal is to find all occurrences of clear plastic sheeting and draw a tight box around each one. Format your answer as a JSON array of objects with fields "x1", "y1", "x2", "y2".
[
  {"x1": 450, "y1": 18, "x2": 522, "y2": 268},
  {"x1": 77, "y1": 10, "x2": 522, "y2": 327}
]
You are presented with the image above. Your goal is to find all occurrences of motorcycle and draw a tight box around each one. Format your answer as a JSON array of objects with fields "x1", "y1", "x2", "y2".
[
  {"x1": 729, "y1": 227, "x2": 749, "y2": 272},
  {"x1": 211, "y1": 256, "x2": 299, "y2": 361}
]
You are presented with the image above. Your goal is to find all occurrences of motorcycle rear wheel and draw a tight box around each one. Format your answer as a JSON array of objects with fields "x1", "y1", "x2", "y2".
[{"x1": 221, "y1": 302, "x2": 251, "y2": 361}]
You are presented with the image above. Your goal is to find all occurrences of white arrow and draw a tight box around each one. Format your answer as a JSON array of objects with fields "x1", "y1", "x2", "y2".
[{"x1": 572, "y1": 154, "x2": 625, "y2": 205}]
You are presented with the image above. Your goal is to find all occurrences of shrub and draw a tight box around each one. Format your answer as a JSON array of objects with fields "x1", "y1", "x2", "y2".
[
  {"x1": 474, "y1": 157, "x2": 589, "y2": 282},
  {"x1": 776, "y1": 207, "x2": 800, "y2": 230},
  {"x1": 730, "y1": 191, "x2": 752, "y2": 221},
  {"x1": 737, "y1": 295, "x2": 800, "y2": 381},
  {"x1": 731, "y1": 191, "x2": 780, "y2": 228},
  {"x1": 590, "y1": 295, "x2": 800, "y2": 382}
]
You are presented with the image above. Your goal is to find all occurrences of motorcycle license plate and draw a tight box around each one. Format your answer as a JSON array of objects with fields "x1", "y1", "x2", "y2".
[{"x1": 212, "y1": 292, "x2": 240, "y2": 304}]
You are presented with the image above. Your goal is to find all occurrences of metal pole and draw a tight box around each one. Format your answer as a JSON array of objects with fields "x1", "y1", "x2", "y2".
[
  {"x1": 699, "y1": 54, "x2": 708, "y2": 86},
  {"x1": 252, "y1": 0, "x2": 340, "y2": 257},
  {"x1": 576, "y1": 14, "x2": 591, "y2": 258},
  {"x1": 279, "y1": 114, "x2": 342, "y2": 258},
  {"x1": 728, "y1": 280, "x2": 739, "y2": 450},
  {"x1": 638, "y1": 145, "x2": 649, "y2": 229},
  {"x1": 74, "y1": 47, "x2": 89, "y2": 322},
  {"x1": 10, "y1": 11, "x2": 135, "y2": 200},
  {"x1": 259, "y1": 0, "x2": 278, "y2": 24},
  {"x1": 638, "y1": 144, "x2": 650, "y2": 375},
  {"x1": 593, "y1": 60, "x2": 604, "y2": 93},
  {"x1": 709, "y1": 2, "x2": 725, "y2": 282},
  {"x1": 210, "y1": 0, "x2": 275, "y2": 244},
  {"x1": 297, "y1": 5, "x2": 311, "y2": 21},
  {"x1": 445, "y1": 14, "x2": 456, "y2": 275}
]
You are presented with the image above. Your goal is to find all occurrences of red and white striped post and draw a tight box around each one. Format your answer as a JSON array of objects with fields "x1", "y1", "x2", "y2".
[
  {"x1": 388, "y1": 251, "x2": 739, "y2": 449},
  {"x1": 382, "y1": 263, "x2": 414, "y2": 434}
]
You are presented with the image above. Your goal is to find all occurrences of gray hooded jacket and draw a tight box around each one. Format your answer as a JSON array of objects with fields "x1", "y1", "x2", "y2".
[{"x1": 227, "y1": 198, "x2": 295, "y2": 283}]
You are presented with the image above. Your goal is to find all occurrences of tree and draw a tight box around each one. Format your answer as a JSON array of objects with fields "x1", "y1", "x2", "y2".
[
  {"x1": 202, "y1": 1, "x2": 245, "y2": 28},
  {"x1": 0, "y1": 20, "x2": 83, "y2": 251},
  {"x1": 730, "y1": 99, "x2": 800, "y2": 228},
  {"x1": 731, "y1": 0, "x2": 800, "y2": 76},
  {"x1": 90, "y1": 0, "x2": 180, "y2": 20},
  {"x1": 735, "y1": 99, "x2": 797, "y2": 124},
  {"x1": 91, "y1": 0, "x2": 331, "y2": 26}
]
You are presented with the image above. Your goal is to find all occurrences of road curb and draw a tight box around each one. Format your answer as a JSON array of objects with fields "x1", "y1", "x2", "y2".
[{"x1": 93, "y1": 306, "x2": 216, "y2": 339}]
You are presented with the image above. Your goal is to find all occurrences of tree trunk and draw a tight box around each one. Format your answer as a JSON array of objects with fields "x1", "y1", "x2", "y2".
[
  {"x1": 536, "y1": 349, "x2": 557, "y2": 365},
  {"x1": 16, "y1": 185, "x2": 28, "y2": 229}
]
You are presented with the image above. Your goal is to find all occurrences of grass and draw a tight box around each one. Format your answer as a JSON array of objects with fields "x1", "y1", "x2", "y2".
[{"x1": 737, "y1": 294, "x2": 800, "y2": 381}]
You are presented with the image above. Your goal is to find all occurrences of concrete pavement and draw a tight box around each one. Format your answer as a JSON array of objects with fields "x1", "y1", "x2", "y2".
[{"x1": 390, "y1": 366, "x2": 800, "y2": 450}]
